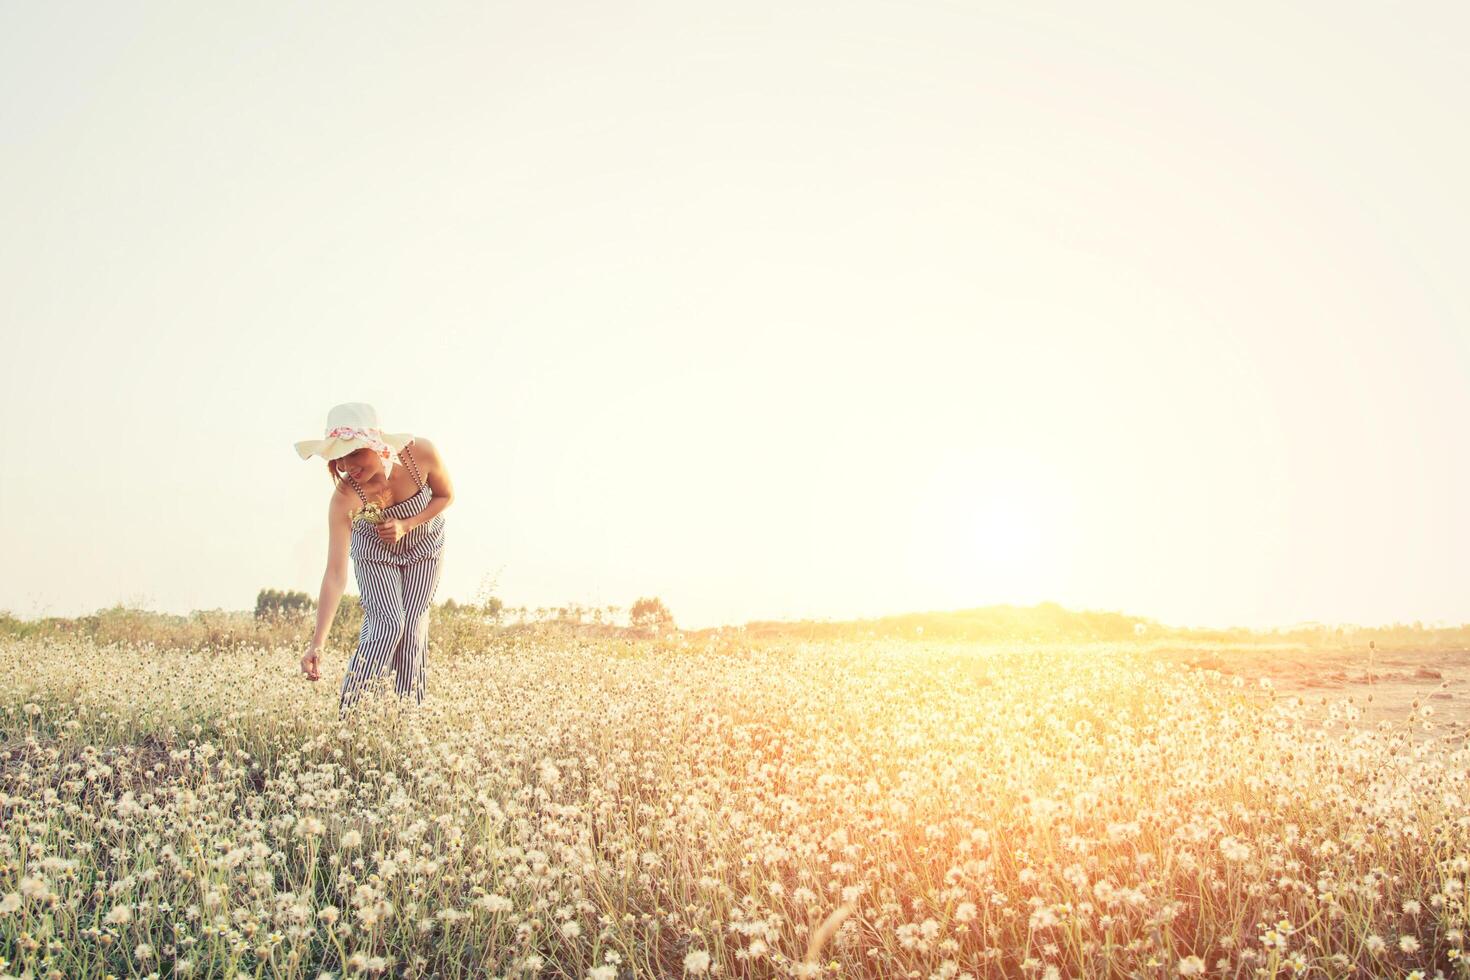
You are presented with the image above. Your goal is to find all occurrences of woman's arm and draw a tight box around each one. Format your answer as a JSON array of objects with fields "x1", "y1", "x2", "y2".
[
  {"x1": 403, "y1": 437, "x2": 454, "y2": 531},
  {"x1": 309, "y1": 491, "x2": 353, "y2": 647}
]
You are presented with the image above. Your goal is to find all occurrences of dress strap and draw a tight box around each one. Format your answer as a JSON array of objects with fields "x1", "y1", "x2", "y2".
[
  {"x1": 344, "y1": 472, "x2": 369, "y2": 506},
  {"x1": 401, "y1": 442, "x2": 425, "y2": 491}
]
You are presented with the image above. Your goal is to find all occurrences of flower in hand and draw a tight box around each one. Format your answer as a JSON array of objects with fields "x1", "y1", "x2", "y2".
[{"x1": 352, "y1": 502, "x2": 386, "y2": 525}]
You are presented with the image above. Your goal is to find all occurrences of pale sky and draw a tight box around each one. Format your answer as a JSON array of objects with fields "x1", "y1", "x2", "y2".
[{"x1": 2, "y1": 2, "x2": 1467, "y2": 630}]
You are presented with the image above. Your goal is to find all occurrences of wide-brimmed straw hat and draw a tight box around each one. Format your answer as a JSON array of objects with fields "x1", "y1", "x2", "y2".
[{"x1": 294, "y1": 403, "x2": 413, "y2": 471}]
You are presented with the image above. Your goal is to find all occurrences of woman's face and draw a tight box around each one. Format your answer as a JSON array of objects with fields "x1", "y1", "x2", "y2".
[{"x1": 334, "y1": 448, "x2": 381, "y2": 483}]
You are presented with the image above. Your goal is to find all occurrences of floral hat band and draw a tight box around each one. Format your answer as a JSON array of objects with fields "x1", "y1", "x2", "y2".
[
  {"x1": 294, "y1": 403, "x2": 414, "y2": 480},
  {"x1": 327, "y1": 426, "x2": 399, "y2": 478}
]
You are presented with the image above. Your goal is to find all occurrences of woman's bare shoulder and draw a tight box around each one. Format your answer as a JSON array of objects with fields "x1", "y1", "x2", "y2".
[
  {"x1": 408, "y1": 437, "x2": 441, "y2": 463},
  {"x1": 329, "y1": 480, "x2": 355, "y2": 514}
]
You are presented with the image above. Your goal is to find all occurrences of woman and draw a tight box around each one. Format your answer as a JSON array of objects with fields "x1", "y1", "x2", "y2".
[{"x1": 293, "y1": 402, "x2": 453, "y2": 717}]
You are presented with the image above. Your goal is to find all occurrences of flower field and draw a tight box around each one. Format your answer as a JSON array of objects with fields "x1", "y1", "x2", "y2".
[{"x1": 1, "y1": 633, "x2": 1466, "y2": 979}]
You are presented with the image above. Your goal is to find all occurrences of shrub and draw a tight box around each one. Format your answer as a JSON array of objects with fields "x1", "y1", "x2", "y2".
[
  {"x1": 255, "y1": 588, "x2": 315, "y2": 621},
  {"x1": 629, "y1": 597, "x2": 675, "y2": 634}
]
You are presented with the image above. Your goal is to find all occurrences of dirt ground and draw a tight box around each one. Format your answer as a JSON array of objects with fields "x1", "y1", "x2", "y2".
[{"x1": 1148, "y1": 644, "x2": 1470, "y2": 748}]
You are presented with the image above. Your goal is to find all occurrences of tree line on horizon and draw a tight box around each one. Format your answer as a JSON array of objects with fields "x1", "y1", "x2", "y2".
[
  {"x1": 4, "y1": 593, "x2": 1469, "y2": 652},
  {"x1": 253, "y1": 588, "x2": 676, "y2": 632},
  {"x1": 0, "y1": 591, "x2": 679, "y2": 653}
]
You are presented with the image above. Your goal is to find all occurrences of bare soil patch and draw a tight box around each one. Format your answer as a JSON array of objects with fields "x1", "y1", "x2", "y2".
[{"x1": 1152, "y1": 644, "x2": 1470, "y2": 747}]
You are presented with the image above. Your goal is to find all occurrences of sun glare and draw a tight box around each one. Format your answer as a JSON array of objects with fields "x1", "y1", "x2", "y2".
[
  {"x1": 965, "y1": 499, "x2": 1041, "y2": 570},
  {"x1": 908, "y1": 451, "x2": 1073, "y2": 606}
]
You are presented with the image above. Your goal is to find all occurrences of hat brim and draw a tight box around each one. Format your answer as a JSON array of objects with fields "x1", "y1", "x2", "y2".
[{"x1": 295, "y1": 430, "x2": 414, "y2": 462}]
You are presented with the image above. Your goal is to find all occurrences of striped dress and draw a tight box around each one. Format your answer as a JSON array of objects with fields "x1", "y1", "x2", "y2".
[
  {"x1": 348, "y1": 481, "x2": 445, "y2": 563},
  {"x1": 338, "y1": 442, "x2": 446, "y2": 716}
]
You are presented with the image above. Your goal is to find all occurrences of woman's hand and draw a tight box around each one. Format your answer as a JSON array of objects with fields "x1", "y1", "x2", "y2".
[
  {"x1": 376, "y1": 519, "x2": 407, "y2": 546},
  {"x1": 300, "y1": 644, "x2": 322, "y2": 681}
]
